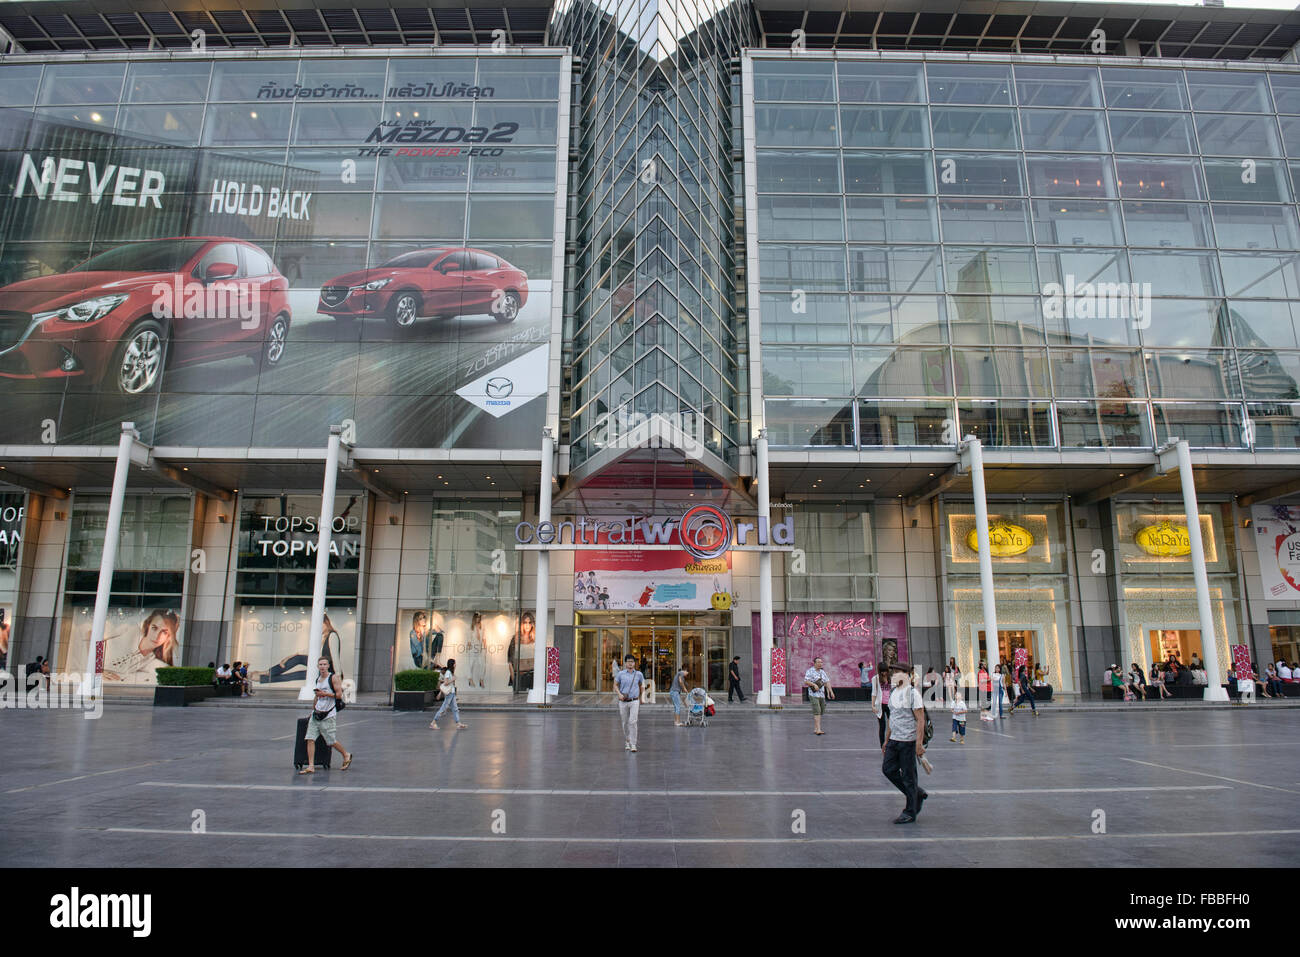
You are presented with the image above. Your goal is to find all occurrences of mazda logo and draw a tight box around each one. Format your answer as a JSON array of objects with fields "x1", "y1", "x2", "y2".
[{"x1": 485, "y1": 377, "x2": 514, "y2": 398}]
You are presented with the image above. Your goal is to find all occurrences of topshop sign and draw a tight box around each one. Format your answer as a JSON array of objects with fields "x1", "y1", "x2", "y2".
[{"x1": 514, "y1": 505, "x2": 794, "y2": 562}]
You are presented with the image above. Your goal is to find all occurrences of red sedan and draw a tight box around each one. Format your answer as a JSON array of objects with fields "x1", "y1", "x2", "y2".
[
  {"x1": 318, "y1": 247, "x2": 528, "y2": 330},
  {"x1": 0, "y1": 238, "x2": 291, "y2": 395}
]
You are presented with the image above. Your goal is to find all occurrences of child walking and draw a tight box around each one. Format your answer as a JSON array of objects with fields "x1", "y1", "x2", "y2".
[{"x1": 949, "y1": 687, "x2": 967, "y2": 744}]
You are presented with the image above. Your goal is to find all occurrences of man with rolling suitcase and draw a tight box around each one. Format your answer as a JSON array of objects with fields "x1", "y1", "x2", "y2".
[{"x1": 298, "y1": 657, "x2": 352, "y2": 774}]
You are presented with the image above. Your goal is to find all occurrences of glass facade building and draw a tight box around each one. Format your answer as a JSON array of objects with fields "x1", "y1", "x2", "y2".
[{"x1": 3, "y1": 0, "x2": 1300, "y2": 701}]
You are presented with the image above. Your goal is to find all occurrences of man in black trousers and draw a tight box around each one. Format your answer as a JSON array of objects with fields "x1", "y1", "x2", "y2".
[
  {"x1": 881, "y1": 665, "x2": 928, "y2": 824},
  {"x1": 727, "y1": 655, "x2": 746, "y2": 702}
]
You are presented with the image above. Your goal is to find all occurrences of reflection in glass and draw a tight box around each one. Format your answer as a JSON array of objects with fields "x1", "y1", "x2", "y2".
[
  {"x1": 764, "y1": 398, "x2": 854, "y2": 447},
  {"x1": 1014, "y1": 65, "x2": 1102, "y2": 109},
  {"x1": 755, "y1": 105, "x2": 839, "y2": 147},
  {"x1": 1102, "y1": 68, "x2": 1189, "y2": 111},
  {"x1": 763, "y1": 345, "x2": 853, "y2": 395},
  {"x1": 1195, "y1": 113, "x2": 1282, "y2": 158},
  {"x1": 838, "y1": 106, "x2": 929, "y2": 148},
  {"x1": 1151, "y1": 401, "x2": 1244, "y2": 447},
  {"x1": 1202, "y1": 158, "x2": 1290, "y2": 202},
  {"x1": 1019, "y1": 109, "x2": 1109, "y2": 152},
  {"x1": 1129, "y1": 250, "x2": 1221, "y2": 297},
  {"x1": 1050, "y1": 350, "x2": 1145, "y2": 398},
  {"x1": 1031, "y1": 199, "x2": 1124, "y2": 246},
  {"x1": 837, "y1": 61, "x2": 924, "y2": 103},
  {"x1": 759, "y1": 244, "x2": 847, "y2": 290},
  {"x1": 1026, "y1": 154, "x2": 1114, "y2": 198},
  {"x1": 1108, "y1": 111, "x2": 1195, "y2": 154},
  {"x1": 1247, "y1": 402, "x2": 1300, "y2": 447},
  {"x1": 753, "y1": 60, "x2": 835, "y2": 102},
  {"x1": 1237, "y1": 352, "x2": 1300, "y2": 400},
  {"x1": 760, "y1": 292, "x2": 851, "y2": 343},
  {"x1": 851, "y1": 295, "x2": 946, "y2": 343},
  {"x1": 1145, "y1": 351, "x2": 1239, "y2": 398},
  {"x1": 948, "y1": 296, "x2": 1043, "y2": 344},
  {"x1": 38, "y1": 62, "x2": 126, "y2": 105},
  {"x1": 927, "y1": 63, "x2": 1013, "y2": 105},
  {"x1": 756, "y1": 150, "x2": 841, "y2": 192},
  {"x1": 930, "y1": 107, "x2": 1019, "y2": 150},
  {"x1": 1115, "y1": 156, "x2": 1205, "y2": 201},
  {"x1": 856, "y1": 347, "x2": 951, "y2": 396},
  {"x1": 1056, "y1": 400, "x2": 1152, "y2": 448},
  {"x1": 843, "y1": 152, "x2": 931, "y2": 194},
  {"x1": 849, "y1": 245, "x2": 942, "y2": 292},
  {"x1": 125, "y1": 61, "x2": 212, "y2": 103},
  {"x1": 758, "y1": 195, "x2": 845, "y2": 241},
  {"x1": 957, "y1": 400, "x2": 1054, "y2": 447},
  {"x1": 939, "y1": 199, "x2": 1031, "y2": 244},
  {"x1": 1228, "y1": 300, "x2": 1300, "y2": 350},
  {"x1": 1140, "y1": 300, "x2": 1228, "y2": 348},
  {"x1": 846, "y1": 197, "x2": 938, "y2": 242},
  {"x1": 1211, "y1": 203, "x2": 1300, "y2": 251},
  {"x1": 953, "y1": 348, "x2": 1050, "y2": 397},
  {"x1": 935, "y1": 153, "x2": 1024, "y2": 196},
  {"x1": 1122, "y1": 201, "x2": 1213, "y2": 248},
  {"x1": 859, "y1": 399, "x2": 954, "y2": 446},
  {"x1": 1186, "y1": 71, "x2": 1272, "y2": 114},
  {"x1": 944, "y1": 247, "x2": 1038, "y2": 295}
]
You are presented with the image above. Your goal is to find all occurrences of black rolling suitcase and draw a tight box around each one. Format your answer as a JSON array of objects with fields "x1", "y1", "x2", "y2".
[{"x1": 294, "y1": 716, "x2": 332, "y2": 770}]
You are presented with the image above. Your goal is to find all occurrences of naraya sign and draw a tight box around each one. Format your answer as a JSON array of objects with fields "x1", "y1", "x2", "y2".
[
  {"x1": 515, "y1": 505, "x2": 793, "y2": 562},
  {"x1": 1135, "y1": 520, "x2": 1192, "y2": 558},
  {"x1": 965, "y1": 521, "x2": 1034, "y2": 557}
]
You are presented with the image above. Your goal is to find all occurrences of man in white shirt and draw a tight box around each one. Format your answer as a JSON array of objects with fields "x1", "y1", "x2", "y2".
[
  {"x1": 614, "y1": 655, "x2": 645, "y2": 752},
  {"x1": 882, "y1": 665, "x2": 928, "y2": 824},
  {"x1": 803, "y1": 656, "x2": 834, "y2": 735},
  {"x1": 1278, "y1": 661, "x2": 1293, "y2": 681}
]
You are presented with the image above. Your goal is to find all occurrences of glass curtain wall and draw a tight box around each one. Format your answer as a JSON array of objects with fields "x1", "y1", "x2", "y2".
[
  {"x1": 754, "y1": 56, "x2": 1300, "y2": 451},
  {"x1": 554, "y1": 0, "x2": 755, "y2": 472}
]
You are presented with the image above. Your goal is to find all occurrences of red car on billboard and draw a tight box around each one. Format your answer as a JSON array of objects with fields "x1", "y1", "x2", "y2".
[
  {"x1": 318, "y1": 247, "x2": 528, "y2": 330},
  {"x1": 0, "y1": 238, "x2": 291, "y2": 395}
]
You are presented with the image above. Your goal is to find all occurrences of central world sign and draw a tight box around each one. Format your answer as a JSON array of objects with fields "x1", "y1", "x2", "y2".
[{"x1": 514, "y1": 506, "x2": 794, "y2": 562}]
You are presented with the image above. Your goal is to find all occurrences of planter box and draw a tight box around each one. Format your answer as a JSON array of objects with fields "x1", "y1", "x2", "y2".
[
  {"x1": 154, "y1": 685, "x2": 213, "y2": 707},
  {"x1": 393, "y1": 689, "x2": 433, "y2": 711}
]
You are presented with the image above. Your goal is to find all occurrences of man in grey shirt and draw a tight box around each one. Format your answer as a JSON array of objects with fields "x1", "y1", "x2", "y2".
[
  {"x1": 881, "y1": 665, "x2": 928, "y2": 824},
  {"x1": 615, "y1": 654, "x2": 645, "y2": 752}
]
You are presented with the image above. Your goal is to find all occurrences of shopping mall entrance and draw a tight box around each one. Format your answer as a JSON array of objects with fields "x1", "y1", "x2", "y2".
[
  {"x1": 977, "y1": 628, "x2": 1042, "y2": 672},
  {"x1": 573, "y1": 611, "x2": 731, "y2": 693},
  {"x1": 1148, "y1": 627, "x2": 1204, "y2": 667}
]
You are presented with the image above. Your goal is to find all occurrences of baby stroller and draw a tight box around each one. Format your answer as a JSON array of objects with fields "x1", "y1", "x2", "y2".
[{"x1": 685, "y1": 687, "x2": 709, "y2": 727}]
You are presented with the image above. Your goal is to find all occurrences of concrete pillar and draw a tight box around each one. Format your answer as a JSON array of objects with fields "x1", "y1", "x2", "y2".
[
  {"x1": 1174, "y1": 439, "x2": 1228, "y2": 701},
  {"x1": 82, "y1": 423, "x2": 139, "y2": 698},
  {"x1": 965, "y1": 436, "x2": 1001, "y2": 689},
  {"x1": 300, "y1": 425, "x2": 343, "y2": 701},
  {"x1": 527, "y1": 428, "x2": 554, "y2": 704},
  {"x1": 755, "y1": 430, "x2": 777, "y2": 706}
]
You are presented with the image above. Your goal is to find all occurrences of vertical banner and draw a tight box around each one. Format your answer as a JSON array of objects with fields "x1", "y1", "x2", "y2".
[
  {"x1": 1014, "y1": 647, "x2": 1029, "y2": 675},
  {"x1": 546, "y1": 646, "x2": 560, "y2": 696},
  {"x1": 770, "y1": 647, "x2": 787, "y2": 697},
  {"x1": 1231, "y1": 644, "x2": 1252, "y2": 680}
]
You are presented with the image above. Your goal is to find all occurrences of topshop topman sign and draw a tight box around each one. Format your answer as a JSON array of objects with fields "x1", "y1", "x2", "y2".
[{"x1": 514, "y1": 505, "x2": 794, "y2": 562}]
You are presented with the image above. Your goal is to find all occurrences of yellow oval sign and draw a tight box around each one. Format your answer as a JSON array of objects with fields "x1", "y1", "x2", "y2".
[
  {"x1": 966, "y1": 521, "x2": 1034, "y2": 557},
  {"x1": 1135, "y1": 520, "x2": 1191, "y2": 557}
]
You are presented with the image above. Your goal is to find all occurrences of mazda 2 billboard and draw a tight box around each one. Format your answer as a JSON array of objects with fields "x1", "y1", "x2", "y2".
[{"x1": 0, "y1": 53, "x2": 565, "y2": 449}]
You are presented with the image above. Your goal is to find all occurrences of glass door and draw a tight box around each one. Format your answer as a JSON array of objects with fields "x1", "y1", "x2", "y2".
[
  {"x1": 600, "y1": 628, "x2": 623, "y2": 692},
  {"x1": 705, "y1": 629, "x2": 729, "y2": 691},
  {"x1": 575, "y1": 629, "x2": 598, "y2": 692},
  {"x1": 680, "y1": 629, "x2": 703, "y2": 691},
  {"x1": 628, "y1": 626, "x2": 673, "y2": 694}
]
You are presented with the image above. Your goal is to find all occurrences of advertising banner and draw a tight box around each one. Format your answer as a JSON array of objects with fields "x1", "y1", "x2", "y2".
[
  {"x1": 770, "y1": 647, "x2": 787, "y2": 698},
  {"x1": 395, "y1": 608, "x2": 519, "y2": 697},
  {"x1": 1231, "y1": 644, "x2": 1253, "y2": 680},
  {"x1": 752, "y1": 611, "x2": 909, "y2": 692},
  {"x1": 574, "y1": 535, "x2": 733, "y2": 612},
  {"x1": 234, "y1": 605, "x2": 357, "y2": 687},
  {"x1": 0, "y1": 55, "x2": 564, "y2": 450},
  {"x1": 546, "y1": 645, "x2": 560, "y2": 696},
  {"x1": 1252, "y1": 505, "x2": 1300, "y2": 601},
  {"x1": 60, "y1": 604, "x2": 182, "y2": 685}
]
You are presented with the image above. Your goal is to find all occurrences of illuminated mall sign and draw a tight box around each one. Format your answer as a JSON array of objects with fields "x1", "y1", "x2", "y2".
[
  {"x1": 1135, "y1": 520, "x2": 1192, "y2": 557},
  {"x1": 966, "y1": 521, "x2": 1034, "y2": 557},
  {"x1": 514, "y1": 505, "x2": 794, "y2": 561}
]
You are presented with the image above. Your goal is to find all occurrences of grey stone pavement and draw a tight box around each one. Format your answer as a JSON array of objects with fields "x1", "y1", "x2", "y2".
[{"x1": 2, "y1": 700, "x2": 1298, "y2": 867}]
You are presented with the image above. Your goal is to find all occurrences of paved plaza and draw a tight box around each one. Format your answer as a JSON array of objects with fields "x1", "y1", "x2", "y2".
[{"x1": 1, "y1": 702, "x2": 1297, "y2": 867}]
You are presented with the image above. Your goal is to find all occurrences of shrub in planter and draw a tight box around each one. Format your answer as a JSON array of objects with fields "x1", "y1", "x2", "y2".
[
  {"x1": 395, "y1": 669, "x2": 440, "y2": 692},
  {"x1": 157, "y1": 667, "x2": 216, "y2": 686}
]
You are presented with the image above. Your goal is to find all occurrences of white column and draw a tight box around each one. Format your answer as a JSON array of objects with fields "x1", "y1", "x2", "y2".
[
  {"x1": 1175, "y1": 439, "x2": 1228, "y2": 700},
  {"x1": 755, "y1": 429, "x2": 777, "y2": 706},
  {"x1": 300, "y1": 425, "x2": 342, "y2": 701},
  {"x1": 527, "y1": 428, "x2": 554, "y2": 704},
  {"x1": 82, "y1": 422, "x2": 139, "y2": 698},
  {"x1": 966, "y1": 436, "x2": 1000, "y2": 690}
]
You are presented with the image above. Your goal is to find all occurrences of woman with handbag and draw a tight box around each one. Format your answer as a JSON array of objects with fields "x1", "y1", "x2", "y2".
[{"x1": 430, "y1": 658, "x2": 468, "y2": 730}]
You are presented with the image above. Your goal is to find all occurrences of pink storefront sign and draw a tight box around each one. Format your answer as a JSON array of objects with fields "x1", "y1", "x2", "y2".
[{"x1": 751, "y1": 611, "x2": 908, "y2": 691}]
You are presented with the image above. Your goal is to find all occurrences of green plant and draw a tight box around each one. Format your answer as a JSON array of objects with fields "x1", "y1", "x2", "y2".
[
  {"x1": 394, "y1": 668, "x2": 440, "y2": 691},
  {"x1": 156, "y1": 667, "x2": 215, "y2": 687}
]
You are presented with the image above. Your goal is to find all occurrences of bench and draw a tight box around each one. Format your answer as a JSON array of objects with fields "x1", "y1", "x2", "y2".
[{"x1": 1103, "y1": 683, "x2": 1206, "y2": 700}]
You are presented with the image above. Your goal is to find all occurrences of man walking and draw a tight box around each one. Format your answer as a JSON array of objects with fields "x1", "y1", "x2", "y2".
[
  {"x1": 728, "y1": 655, "x2": 746, "y2": 702},
  {"x1": 881, "y1": 665, "x2": 928, "y2": 824},
  {"x1": 803, "y1": 656, "x2": 834, "y2": 735},
  {"x1": 615, "y1": 654, "x2": 644, "y2": 752}
]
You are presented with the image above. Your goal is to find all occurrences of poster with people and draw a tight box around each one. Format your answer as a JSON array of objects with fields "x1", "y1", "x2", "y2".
[
  {"x1": 0, "y1": 605, "x2": 12, "y2": 672},
  {"x1": 751, "y1": 611, "x2": 909, "y2": 692},
  {"x1": 59, "y1": 605, "x2": 182, "y2": 685},
  {"x1": 394, "y1": 609, "x2": 521, "y2": 697},
  {"x1": 233, "y1": 605, "x2": 357, "y2": 687},
  {"x1": 574, "y1": 549, "x2": 733, "y2": 611}
]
